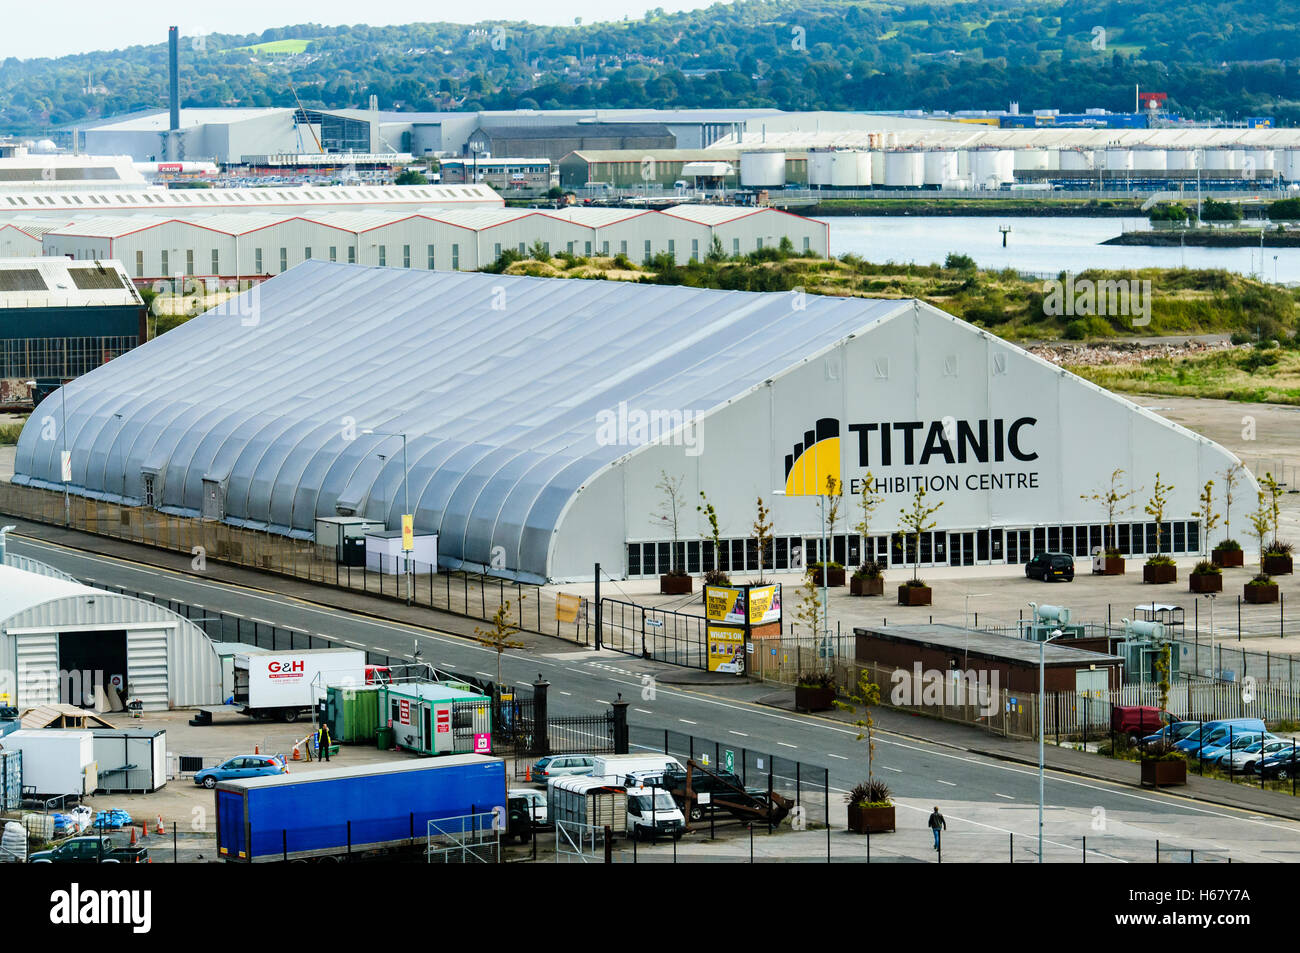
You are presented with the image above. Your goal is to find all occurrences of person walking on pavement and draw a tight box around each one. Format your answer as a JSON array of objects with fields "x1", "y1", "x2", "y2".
[
  {"x1": 928, "y1": 806, "x2": 946, "y2": 851},
  {"x1": 317, "y1": 723, "x2": 332, "y2": 762}
]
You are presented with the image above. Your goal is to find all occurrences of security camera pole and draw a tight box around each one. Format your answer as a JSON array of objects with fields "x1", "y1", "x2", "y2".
[{"x1": 363, "y1": 428, "x2": 412, "y2": 605}]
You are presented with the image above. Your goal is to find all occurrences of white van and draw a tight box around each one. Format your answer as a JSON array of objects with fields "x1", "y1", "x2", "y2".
[
  {"x1": 626, "y1": 785, "x2": 685, "y2": 840},
  {"x1": 591, "y1": 753, "x2": 683, "y2": 786}
]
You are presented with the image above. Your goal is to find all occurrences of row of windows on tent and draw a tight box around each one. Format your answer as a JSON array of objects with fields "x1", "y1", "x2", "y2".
[
  {"x1": 626, "y1": 521, "x2": 1204, "y2": 576},
  {"x1": 126, "y1": 235, "x2": 814, "y2": 277},
  {"x1": 0, "y1": 335, "x2": 138, "y2": 379}
]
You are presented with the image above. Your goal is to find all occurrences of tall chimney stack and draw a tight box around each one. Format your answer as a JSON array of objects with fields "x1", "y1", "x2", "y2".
[{"x1": 167, "y1": 26, "x2": 180, "y2": 160}]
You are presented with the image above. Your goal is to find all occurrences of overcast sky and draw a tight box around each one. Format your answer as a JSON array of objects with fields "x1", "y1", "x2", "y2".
[{"x1": 2, "y1": 1, "x2": 721, "y2": 60}]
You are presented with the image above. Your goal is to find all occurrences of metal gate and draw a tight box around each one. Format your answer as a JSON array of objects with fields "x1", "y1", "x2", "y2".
[{"x1": 599, "y1": 598, "x2": 708, "y2": 669}]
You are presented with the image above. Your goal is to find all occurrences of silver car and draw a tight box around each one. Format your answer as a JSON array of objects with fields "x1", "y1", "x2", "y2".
[
  {"x1": 531, "y1": 754, "x2": 595, "y2": 784},
  {"x1": 1223, "y1": 738, "x2": 1293, "y2": 773}
]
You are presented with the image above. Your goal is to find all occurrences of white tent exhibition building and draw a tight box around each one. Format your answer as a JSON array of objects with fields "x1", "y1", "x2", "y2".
[{"x1": 13, "y1": 262, "x2": 1257, "y2": 583}]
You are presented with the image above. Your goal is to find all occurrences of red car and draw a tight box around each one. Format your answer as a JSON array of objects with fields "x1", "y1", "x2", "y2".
[{"x1": 1111, "y1": 705, "x2": 1173, "y2": 742}]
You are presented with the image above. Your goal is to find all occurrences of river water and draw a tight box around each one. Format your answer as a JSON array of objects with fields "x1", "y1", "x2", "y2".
[{"x1": 822, "y1": 216, "x2": 1300, "y2": 283}]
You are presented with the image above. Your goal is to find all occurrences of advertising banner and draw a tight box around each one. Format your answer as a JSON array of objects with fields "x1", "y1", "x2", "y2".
[
  {"x1": 747, "y1": 584, "x2": 782, "y2": 625},
  {"x1": 705, "y1": 586, "x2": 746, "y2": 624},
  {"x1": 707, "y1": 624, "x2": 746, "y2": 673}
]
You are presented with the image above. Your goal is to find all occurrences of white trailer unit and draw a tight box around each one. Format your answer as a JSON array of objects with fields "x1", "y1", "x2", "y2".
[
  {"x1": 91, "y1": 729, "x2": 167, "y2": 794},
  {"x1": 232, "y1": 648, "x2": 367, "y2": 722},
  {"x1": 1, "y1": 730, "x2": 97, "y2": 797},
  {"x1": 591, "y1": 753, "x2": 684, "y2": 785}
]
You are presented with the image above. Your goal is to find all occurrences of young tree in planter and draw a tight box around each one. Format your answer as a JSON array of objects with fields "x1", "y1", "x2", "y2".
[
  {"x1": 696, "y1": 490, "x2": 728, "y2": 585},
  {"x1": 1191, "y1": 480, "x2": 1220, "y2": 557},
  {"x1": 1249, "y1": 493, "x2": 1272, "y2": 576},
  {"x1": 1262, "y1": 472, "x2": 1282, "y2": 547},
  {"x1": 473, "y1": 597, "x2": 527, "y2": 688},
  {"x1": 815, "y1": 474, "x2": 842, "y2": 572},
  {"x1": 1144, "y1": 472, "x2": 1173, "y2": 558},
  {"x1": 898, "y1": 485, "x2": 944, "y2": 585},
  {"x1": 652, "y1": 471, "x2": 687, "y2": 575},
  {"x1": 836, "y1": 669, "x2": 883, "y2": 779},
  {"x1": 753, "y1": 495, "x2": 773, "y2": 584},
  {"x1": 793, "y1": 564, "x2": 825, "y2": 643},
  {"x1": 1220, "y1": 462, "x2": 1244, "y2": 543},
  {"x1": 1080, "y1": 467, "x2": 1138, "y2": 554},
  {"x1": 854, "y1": 470, "x2": 882, "y2": 570}
]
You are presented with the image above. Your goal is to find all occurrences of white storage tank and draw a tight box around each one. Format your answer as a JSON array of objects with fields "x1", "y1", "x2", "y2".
[
  {"x1": 1135, "y1": 149, "x2": 1167, "y2": 171},
  {"x1": 1282, "y1": 150, "x2": 1300, "y2": 181},
  {"x1": 1250, "y1": 149, "x2": 1276, "y2": 171},
  {"x1": 884, "y1": 151, "x2": 924, "y2": 188},
  {"x1": 923, "y1": 150, "x2": 957, "y2": 186},
  {"x1": 970, "y1": 150, "x2": 1014, "y2": 189},
  {"x1": 871, "y1": 151, "x2": 886, "y2": 185},
  {"x1": 1105, "y1": 148, "x2": 1134, "y2": 171},
  {"x1": 740, "y1": 152, "x2": 786, "y2": 188},
  {"x1": 1014, "y1": 148, "x2": 1051, "y2": 171},
  {"x1": 1204, "y1": 149, "x2": 1237, "y2": 171},
  {"x1": 830, "y1": 150, "x2": 870, "y2": 187},
  {"x1": 808, "y1": 151, "x2": 834, "y2": 187},
  {"x1": 1166, "y1": 149, "x2": 1198, "y2": 170}
]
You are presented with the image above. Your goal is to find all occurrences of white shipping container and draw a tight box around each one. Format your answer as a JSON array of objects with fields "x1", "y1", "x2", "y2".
[
  {"x1": 1, "y1": 730, "x2": 96, "y2": 797},
  {"x1": 92, "y1": 729, "x2": 167, "y2": 794},
  {"x1": 234, "y1": 648, "x2": 368, "y2": 713}
]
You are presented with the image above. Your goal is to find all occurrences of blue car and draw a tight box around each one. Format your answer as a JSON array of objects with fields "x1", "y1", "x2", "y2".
[
  {"x1": 1200, "y1": 731, "x2": 1270, "y2": 764},
  {"x1": 1142, "y1": 721, "x2": 1201, "y2": 748},
  {"x1": 194, "y1": 754, "x2": 287, "y2": 789},
  {"x1": 1174, "y1": 719, "x2": 1267, "y2": 756}
]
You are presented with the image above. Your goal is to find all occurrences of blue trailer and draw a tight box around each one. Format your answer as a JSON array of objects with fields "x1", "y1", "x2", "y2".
[{"x1": 215, "y1": 754, "x2": 506, "y2": 862}]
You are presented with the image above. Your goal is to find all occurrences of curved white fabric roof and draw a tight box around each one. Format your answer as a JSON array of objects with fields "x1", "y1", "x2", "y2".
[
  {"x1": 14, "y1": 261, "x2": 908, "y2": 581},
  {"x1": 0, "y1": 564, "x2": 99, "y2": 620}
]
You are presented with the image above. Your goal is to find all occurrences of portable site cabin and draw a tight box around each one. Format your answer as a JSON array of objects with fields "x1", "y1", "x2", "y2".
[
  {"x1": 1, "y1": 729, "x2": 97, "y2": 798},
  {"x1": 0, "y1": 749, "x2": 20, "y2": 810},
  {"x1": 91, "y1": 728, "x2": 167, "y2": 793},
  {"x1": 324, "y1": 685, "x2": 382, "y2": 743},
  {"x1": 379, "y1": 683, "x2": 492, "y2": 756}
]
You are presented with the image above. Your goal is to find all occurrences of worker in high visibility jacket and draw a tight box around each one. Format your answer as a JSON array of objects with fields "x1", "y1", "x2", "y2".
[{"x1": 317, "y1": 723, "x2": 332, "y2": 762}]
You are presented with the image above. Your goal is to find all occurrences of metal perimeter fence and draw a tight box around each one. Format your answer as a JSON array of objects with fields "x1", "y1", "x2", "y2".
[
  {"x1": 628, "y1": 725, "x2": 830, "y2": 835},
  {"x1": 0, "y1": 483, "x2": 589, "y2": 641},
  {"x1": 753, "y1": 639, "x2": 1300, "y2": 742}
]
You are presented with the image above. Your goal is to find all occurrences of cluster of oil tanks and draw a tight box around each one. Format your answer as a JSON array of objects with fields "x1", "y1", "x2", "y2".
[{"x1": 739, "y1": 147, "x2": 1300, "y2": 189}]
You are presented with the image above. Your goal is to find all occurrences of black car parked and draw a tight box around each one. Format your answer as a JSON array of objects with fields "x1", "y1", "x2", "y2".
[{"x1": 1025, "y1": 552, "x2": 1075, "y2": 582}]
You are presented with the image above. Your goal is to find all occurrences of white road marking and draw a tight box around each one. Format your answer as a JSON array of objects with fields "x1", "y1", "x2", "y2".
[
  {"x1": 340, "y1": 640, "x2": 364, "y2": 647},
  {"x1": 558, "y1": 691, "x2": 572, "y2": 696},
  {"x1": 679, "y1": 719, "x2": 697, "y2": 725},
  {"x1": 729, "y1": 731, "x2": 748, "y2": 737},
  {"x1": 634, "y1": 708, "x2": 653, "y2": 714},
  {"x1": 995, "y1": 793, "x2": 1014, "y2": 800},
  {"x1": 936, "y1": 779, "x2": 957, "y2": 786},
  {"x1": 881, "y1": 765, "x2": 902, "y2": 772},
  {"x1": 828, "y1": 753, "x2": 848, "y2": 760},
  {"x1": 777, "y1": 742, "x2": 797, "y2": 748}
]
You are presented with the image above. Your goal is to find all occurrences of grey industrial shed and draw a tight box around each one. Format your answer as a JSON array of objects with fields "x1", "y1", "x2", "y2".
[{"x1": 0, "y1": 561, "x2": 222, "y2": 711}]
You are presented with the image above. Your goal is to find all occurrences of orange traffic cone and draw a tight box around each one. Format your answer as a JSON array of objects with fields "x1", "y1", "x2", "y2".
[
  {"x1": 140, "y1": 823, "x2": 148, "y2": 839},
  {"x1": 156, "y1": 816, "x2": 165, "y2": 835},
  {"x1": 524, "y1": 764, "x2": 531, "y2": 782},
  {"x1": 291, "y1": 744, "x2": 301, "y2": 762},
  {"x1": 254, "y1": 744, "x2": 260, "y2": 755},
  {"x1": 129, "y1": 826, "x2": 137, "y2": 846}
]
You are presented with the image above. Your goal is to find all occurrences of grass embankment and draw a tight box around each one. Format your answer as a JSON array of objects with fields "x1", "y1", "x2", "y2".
[
  {"x1": 1068, "y1": 346, "x2": 1300, "y2": 406},
  {"x1": 494, "y1": 248, "x2": 1300, "y2": 344}
]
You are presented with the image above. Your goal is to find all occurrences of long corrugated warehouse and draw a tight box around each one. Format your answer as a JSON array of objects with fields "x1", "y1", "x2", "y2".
[
  {"x1": 12, "y1": 262, "x2": 1254, "y2": 584},
  {"x1": 39, "y1": 205, "x2": 829, "y2": 280}
]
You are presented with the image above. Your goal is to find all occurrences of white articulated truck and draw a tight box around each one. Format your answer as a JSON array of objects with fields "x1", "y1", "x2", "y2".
[{"x1": 232, "y1": 648, "x2": 367, "y2": 722}]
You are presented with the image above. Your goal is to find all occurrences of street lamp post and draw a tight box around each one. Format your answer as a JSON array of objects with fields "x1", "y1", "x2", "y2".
[
  {"x1": 1205, "y1": 592, "x2": 1217, "y2": 680},
  {"x1": 1039, "y1": 627, "x2": 1063, "y2": 863},
  {"x1": 363, "y1": 428, "x2": 411, "y2": 605}
]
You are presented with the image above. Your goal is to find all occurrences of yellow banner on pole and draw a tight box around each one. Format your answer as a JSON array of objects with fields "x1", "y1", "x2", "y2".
[
  {"x1": 555, "y1": 592, "x2": 581, "y2": 623},
  {"x1": 401, "y1": 514, "x2": 414, "y2": 552}
]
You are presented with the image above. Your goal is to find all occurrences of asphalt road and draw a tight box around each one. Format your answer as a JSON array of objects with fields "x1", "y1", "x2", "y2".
[{"x1": 13, "y1": 533, "x2": 1300, "y2": 863}]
